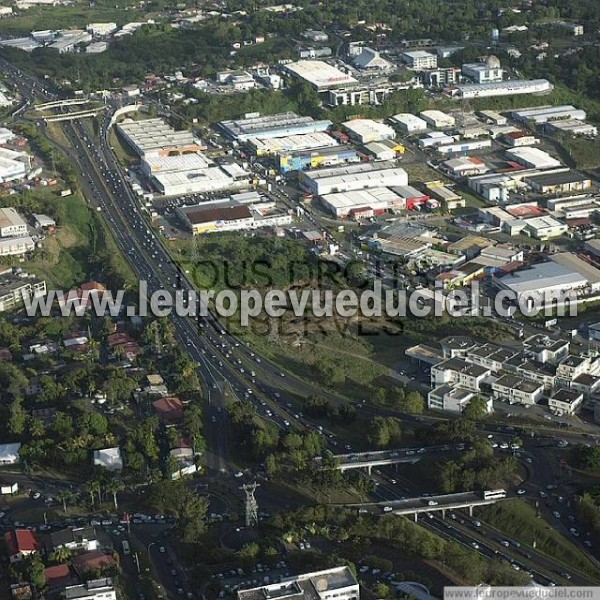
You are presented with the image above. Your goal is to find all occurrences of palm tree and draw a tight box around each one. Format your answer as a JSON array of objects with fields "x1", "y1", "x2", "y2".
[
  {"x1": 57, "y1": 490, "x2": 77, "y2": 514},
  {"x1": 106, "y1": 478, "x2": 125, "y2": 510},
  {"x1": 50, "y1": 546, "x2": 72, "y2": 564},
  {"x1": 86, "y1": 481, "x2": 99, "y2": 507}
]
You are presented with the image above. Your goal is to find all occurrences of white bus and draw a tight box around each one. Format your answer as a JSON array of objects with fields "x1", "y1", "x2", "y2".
[
  {"x1": 482, "y1": 489, "x2": 507, "y2": 500},
  {"x1": 121, "y1": 540, "x2": 131, "y2": 555}
]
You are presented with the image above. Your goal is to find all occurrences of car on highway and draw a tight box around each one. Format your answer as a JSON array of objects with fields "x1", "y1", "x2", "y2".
[
  {"x1": 553, "y1": 511, "x2": 561, "y2": 518},
  {"x1": 517, "y1": 489, "x2": 526, "y2": 495}
]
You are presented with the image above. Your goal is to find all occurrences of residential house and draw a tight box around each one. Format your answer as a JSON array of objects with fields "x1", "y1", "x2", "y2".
[
  {"x1": 47, "y1": 527, "x2": 98, "y2": 554},
  {"x1": 64, "y1": 578, "x2": 116, "y2": 600},
  {"x1": 523, "y1": 335, "x2": 569, "y2": 364},
  {"x1": 427, "y1": 384, "x2": 492, "y2": 414},
  {"x1": 439, "y1": 336, "x2": 477, "y2": 358},
  {"x1": 153, "y1": 397, "x2": 184, "y2": 425},
  {"x1": 491, "y1": 374, "x2": 544, "y2": 406},
  {"x1": 430, "y1": 358, "x2": 490, "y2": 391},
  {"x1": 548, "y1": 388, "x2": 584, "y2": 415},
  {"x1": 466, "y1": 343, "x2": 518, "y2": 372},
  {"x1": 72, "y1": 551, "x2": 117, "y2": 578},
  {"x1": 5, "y1": 529, "x2": 40, "y2": 563},
  {"x1": 0, "y1": 443, "x2": 21, "y2": 465}
]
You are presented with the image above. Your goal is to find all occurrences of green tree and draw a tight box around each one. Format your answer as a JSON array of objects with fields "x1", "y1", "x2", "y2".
[{"x1": 463, "y1": 396, "x2": 489, "y2": 420}]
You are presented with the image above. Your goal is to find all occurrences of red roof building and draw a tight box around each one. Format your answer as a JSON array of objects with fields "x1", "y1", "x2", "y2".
[
  {"x1": 44, "y1": 564, "x2": 75, "y2": 588},
  {"x1": 72, "y1": 551, "x2": 116, "y2": 577},
  {"x1": 0, "y1": 348, "x2": 12, "y2": 361},
  {"x1": 152, "y1": 397, "x2": 184, "y2": 425},
  {"x1": 5, "y1": 529, "x2": 40, "y2": 562}
]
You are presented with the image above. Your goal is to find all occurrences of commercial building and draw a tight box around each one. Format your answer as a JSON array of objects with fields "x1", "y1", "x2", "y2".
[
  {"x1": 300, "y1": 161, "x2": 408, "y2": 196},
  {"x1": 449, "y1": 79, "x2": 553, "y2": 99},
  {"x1": 353, "y1": 47, "x2": 393, "y2": 71},
  {"x1": 494, "y1": 260, "x2": 587, "y2": 304},
  {"x1": 149, "y1": 164, "x2": 241, "y2": 197},
  {"x1": 0, "y1": 148, "x2": 28, "y2": 183},
  {"x1": 524, "y1": 170, "x2": 592, "y2": 194},
  {"x1": 441, "y1": 156, "x2": 489, "y2": 177},
  {"x1": 462, "y1": 58, "x2": 504, "y2": 84},
  {"x1": 362, "y1": 140, "x2": 403, "y2": 161},
  {"x1": 86, "y1": 22, "x2": 118, "y2": 36},
  {"x1": 522, "y1": 216, "x2": 568, "y2": 240},
  {"x1": 503, "y1": 131, "x2": 538, "y2": 147},
  {"x1": 512, "y1": 105, "x2": 587, "y2": 125},
  {"x1": 420, "y1": 110, "x2": 455, "y2": 129},
  {"x1": 418, "y1": 131, "x2": 456, "y2": 149},
  {"x1": 220, "y1": 112, "x2": 332, "y2": 142},
  {"x1": 86, "y1": 41, "x2": 108, "y2": 53},
  {"x1": 478, "y1": 110, "x2": 508, "y2": 126},
  {"x1": 249, "y1": 132, "x2": 337, "y2": 156},
  {"x1": 546, "y1": 119, "x2": 597, "y2": 137},
  {"x1": 177, "y1": 202, "x2": 291, "y2": 235},
  {"x1": 283, "y1": 60, "x2": 358, "y2": 91},
  {"x1": 436, "y1": 139, "x2": 492, "y2": 155},
  {"x1": 320, "y1": 187, "x2": 407, "y2": 219},
  {"x1": 491, "y1": 374, "x2": 544, "y2": 405},
  {"x1": 342, "y1": 119, "x2": 396, "y2": 144},
  {"x1": 389, "y1": 113, "x2": 428, "y2": 133},
  {"x1": 549, "y1": 253, "x2": 600, "y2": 293},
  {"x1": 237, "y1": 567, "x2": 359, "y2": 600},
  {"x1": 278, "y1": 146, "x2": 360, "y2": 173},
  {"x1": 505, "y1": 147, "x2": 562, "y2": 170},
  {"x1": 424, "y1": 182, "x2": 465, "y2": 209},
  {"x1": 401, "y1": 50, "x2": 438, "y2": 70},
  {"x1": 117, "y1": 118, "x2": 203, "y2": 158},
  {"x1": 0, "y1": 208, "x2": 27, "y2": 238},
  {"x1": 179, "y1": 204, "x2": 254, "y2": 235},
  {"x1": 391, "y1": 185, "x2": 430, "y2": 210}
]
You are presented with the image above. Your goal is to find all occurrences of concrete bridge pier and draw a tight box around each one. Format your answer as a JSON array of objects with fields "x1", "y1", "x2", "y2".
[
  {"x1": 413, "y1": 512, "x2": 418, "y2": 522},
  {"x1": 441, "y1": 508, "x2": 446, "y2": 519},
  {"x1": 469, "y1": 505, "x2": 473, "y2": 517}
]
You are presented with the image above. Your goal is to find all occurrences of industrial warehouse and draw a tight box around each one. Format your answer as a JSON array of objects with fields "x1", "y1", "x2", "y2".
[
  {"x1": 219, "y1": 112, "x2": 333, "y2": 142},
  {"x1": 300, "y1": 161, "x2": 408, "y2": 196},
  {"x1": 118, "y1": 118, "x2": 250, "y2": 196}
]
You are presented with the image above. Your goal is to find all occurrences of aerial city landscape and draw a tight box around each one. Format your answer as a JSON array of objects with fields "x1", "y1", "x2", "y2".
[{"x1": 1, "y1": 0, "x2": 600, "y2": 598}]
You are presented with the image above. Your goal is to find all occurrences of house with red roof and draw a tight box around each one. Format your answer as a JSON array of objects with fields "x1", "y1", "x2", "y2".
[
  {"x1": 0, "y1": 348, "x2": 12, "y2": 361},
  {"x1": 79, "y1": 281, "x2": 106, "y2": 293},
  {"x1": 72, "y1": 550, "x2": 116, "y2": 578},
  {"x1": 5, "y1": 529, "x2": 40, "y2": 563},
  {"x1": 44, "y1": 563, "x2": 76, "y2": 589},
  {"x1": 152, "y1": 397, "x2": 184, "y2": 425}
]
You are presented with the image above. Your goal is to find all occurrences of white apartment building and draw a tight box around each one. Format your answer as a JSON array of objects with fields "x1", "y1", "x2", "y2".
[
  {"x1": 64, "y1": 578, "x2": 116, "y2": 600},
  {"x1": 429, "y1": 385, "x2": 472, "y2": 413},
  {"x1": 0, "y1": 208, "x2": 27, "y2": 238},
  {"x1": 401, "y1": 51, "x2": 438, "y2": 70},
  {"x1": 548, "y1": 389, "x2": 584, "y2": 415},
  {"x1": 430, "y1": 358, "x2": 490, "y2": 391},
  {"x1": 491, "y1": 374, "x2": 544, "y2": 406},
  {"x1": 465, "y1": 343, "x2": 518, "y2": 372},
  {"x1": 462, "y1": 60, "x2": 504, "y2": 84}
]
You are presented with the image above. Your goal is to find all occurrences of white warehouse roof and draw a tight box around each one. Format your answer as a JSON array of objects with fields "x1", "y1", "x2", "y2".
[
  {"x1": 505, "y1": 147, "x2": 562, "y2": 170},
  {"x1": 284, "y1": 60, "x2": 358, "y2": 90},
  {"x1": 343, "y1": 119, "x2": 396, "y2": 143},
  {"x1": 498, "y1": 261, "x2": 586, "y2": 298},
  {"x1": 251, "y1": 132, "x2": 338, "y2": 154},
  {"x1": 322, "y1": 187, "x2": 403, "y2": 211},
  {"x1": 93, "y1": 447, "x2": 123, "y2": 470},
  {"x1": 390, "y1": 113, "x2": 428, "y2": 131},
  {"x1": 420, "y1": 110, "x2": 455, "y2": 127},
  {"x1": 512, "y1": 104, "x2": 586, "y2": 124}
]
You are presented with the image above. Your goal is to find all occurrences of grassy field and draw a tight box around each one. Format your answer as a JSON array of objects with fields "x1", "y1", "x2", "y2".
[
  {"x1": 0, "y1": 2, "x2": 153, "y2": 35},
  {"x1": 479, "y1": 500, "x2": 600, "y2": 580}
]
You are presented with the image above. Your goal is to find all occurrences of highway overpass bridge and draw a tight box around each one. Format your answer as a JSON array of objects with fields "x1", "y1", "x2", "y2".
[
  {"x1": 346, "y1": 491, "x2": 504, "y2": 521},
  {"x1": 43, "y1": 107, "x2": 107, "y2": 123},
  {"x1": 35, "y1": 98, "x2": 92, "y2": 110},
  {"x1": 317, "y1": 444, "x2": 462, "y2": 473}
]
